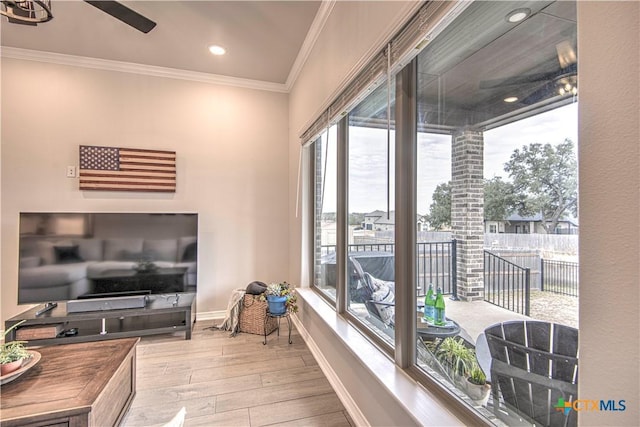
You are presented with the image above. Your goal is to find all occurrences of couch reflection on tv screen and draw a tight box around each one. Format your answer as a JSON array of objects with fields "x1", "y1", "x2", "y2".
[{"x1": 18, "y1": 236, "x2": 197, "y2": 304}]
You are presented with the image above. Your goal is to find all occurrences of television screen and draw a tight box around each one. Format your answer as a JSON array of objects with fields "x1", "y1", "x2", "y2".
[{"x1": 17, "y1": 212, "x2": 198, "y2": 304}]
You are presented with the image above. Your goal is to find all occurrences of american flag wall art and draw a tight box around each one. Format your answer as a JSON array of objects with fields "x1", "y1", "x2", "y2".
[{"x1": 79, "y1": 145, "x2": 176, "y2": 192}]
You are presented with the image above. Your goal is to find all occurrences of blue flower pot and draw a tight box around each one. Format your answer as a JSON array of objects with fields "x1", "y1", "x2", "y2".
[{"x1": 266, "y1": 295, "x2": 287, "y2": 315}]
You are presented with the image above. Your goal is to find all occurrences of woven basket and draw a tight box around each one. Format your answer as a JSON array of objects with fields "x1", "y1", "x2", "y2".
[{"x1": 239, "y1": 294, "x2": 278, "y2": 335}]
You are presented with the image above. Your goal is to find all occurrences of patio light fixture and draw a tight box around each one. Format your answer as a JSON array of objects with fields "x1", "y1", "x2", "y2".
[{"x1": 506, "y1": 8, "x2": 531, "y2": 23}]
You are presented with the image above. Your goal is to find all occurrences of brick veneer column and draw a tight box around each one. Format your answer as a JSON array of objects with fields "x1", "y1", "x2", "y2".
[{"x1": 451, "y1": 130, "x2": 484, "y2": 301}]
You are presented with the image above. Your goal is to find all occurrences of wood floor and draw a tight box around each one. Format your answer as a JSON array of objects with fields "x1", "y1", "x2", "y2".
[{"x1": 121, "y1": 319, "x2": 353, "y2": 427}]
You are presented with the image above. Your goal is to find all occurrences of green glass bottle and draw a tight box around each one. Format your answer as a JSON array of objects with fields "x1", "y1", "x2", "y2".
[
  {"x1": 424, "y1": 284, "x2": 435, "y2": 322},
  {"x1": 434, "y1": 287, "x2": 446, "y2": 325}
]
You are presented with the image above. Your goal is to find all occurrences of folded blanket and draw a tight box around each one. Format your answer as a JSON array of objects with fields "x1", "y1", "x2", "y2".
[{"x1": 216, "y1": 289, "x2": 246, "y2": 336}]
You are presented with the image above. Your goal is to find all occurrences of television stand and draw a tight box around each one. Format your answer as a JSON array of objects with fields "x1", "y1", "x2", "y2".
[{"x1": 4, "y1": 293, "x2": 196, "y2": 346}]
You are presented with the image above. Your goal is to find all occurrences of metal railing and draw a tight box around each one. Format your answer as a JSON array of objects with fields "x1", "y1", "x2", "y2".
[
  {"x1": 484, "y1": 250, "x2": 530, "y2": 316},
  {"x1": 541, "y1": 259, "x2": 579, "y2": 297},
  {"x1": 417, "y1": 240, "x2": 457, "y2": 297},
  {"x1": 320, "y1": 240, "x2": 457, "y2": 298}
]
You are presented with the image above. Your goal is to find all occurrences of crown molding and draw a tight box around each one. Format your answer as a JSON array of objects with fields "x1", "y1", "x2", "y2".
[
  {"x1": 285, "y1": 0, "x2": 336, "y2": 91},
  {"x1": 0, "y1": 46, "x2": 289, "y2": 93}
]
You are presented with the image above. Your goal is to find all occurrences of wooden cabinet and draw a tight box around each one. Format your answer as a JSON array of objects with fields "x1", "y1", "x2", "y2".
[{"x1": 0, "y1": 338, "x2": 138, "y2": 427}]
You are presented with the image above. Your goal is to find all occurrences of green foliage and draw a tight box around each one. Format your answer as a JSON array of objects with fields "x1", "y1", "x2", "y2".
[
  {"x1": 504, "y1": 139, "x2": 578, "y2": 233},
  {"x1": 1, "y1": 341, "x2": 30, "y2": 364},
  {"x1": 469, "y1": 364, "x2": 487, "y2": 385},
  {"x1": 1, "y1": 320, "x2": 30, "y2": 364},
  {"x1": 427, "y1": 139, "x2": 577, "y2": 232},
  {"x1": 435, "y1": 337, "x2": 486, "y2": 385},
  {"x1": 260, "y1": 281, "x2": 298, "y2": 313},
  {"x1": 427, "y1": 178, "x2": 519, "y2": 225},
  {"x1": 427, "y1": 181, "x2": 452, "y2": 230},
  {"x1": 349, "y1": 212, "x2": 365, "y2": 227},
  {"x1": 484, "y1": 176, "x2": 518, "y2": 221},
  {"x1": 435, "y1": 337, "x2": 475, "y2": 377}
]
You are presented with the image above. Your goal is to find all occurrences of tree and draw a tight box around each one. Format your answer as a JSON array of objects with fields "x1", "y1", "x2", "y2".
[
  {"x1": 427, "y1": 182, "x2": 451, "y2": 230},
  {"x1": 484, "y1": 177, "x2": 518, "y2": 221},
  {"x1": 427, "y1": 178, "x2": 517, "y2": 229},
  {"x1": 504, "y1": 139, "x2": 578, "y2": 233}
]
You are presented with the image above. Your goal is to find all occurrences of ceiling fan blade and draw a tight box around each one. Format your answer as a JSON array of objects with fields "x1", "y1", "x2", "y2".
[
  {"x1": 520, "y1": 81, "x2": 557, "y2": 105},
  {"x1": 84, "y1": 1, "x2": 156, "y2": 33},
  {"x1": 480, "y1": 63, "x2": 577, "y2": 90}
]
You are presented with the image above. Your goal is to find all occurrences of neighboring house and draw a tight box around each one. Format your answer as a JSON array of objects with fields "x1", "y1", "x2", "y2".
[
  {"x1": 362, "y1": 210, "x2": 395, "y2": 231},
  {"x1": 361, "y1": 211, "x2": 427, "y2": 232},
  {"x1": 485, "y1": 213, "x2": 579, "y2": 234},
  {"x1": 416, "y1": 216, "x2": 428, "y2": 232}
]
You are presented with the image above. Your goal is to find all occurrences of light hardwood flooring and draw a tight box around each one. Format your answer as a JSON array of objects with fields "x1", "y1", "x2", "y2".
[{"x1": 121, "y1": 319, "x2": 353, "y2": 427}]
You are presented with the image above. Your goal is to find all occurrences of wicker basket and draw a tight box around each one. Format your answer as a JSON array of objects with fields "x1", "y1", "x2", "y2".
[{"x1": 239, "y1": 294, "x2": 278, "y2": 335}]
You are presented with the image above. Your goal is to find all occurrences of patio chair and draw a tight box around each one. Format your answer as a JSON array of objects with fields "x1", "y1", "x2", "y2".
[{"x1": 484, "y1": 320, "x2": 578, "y2": 427}]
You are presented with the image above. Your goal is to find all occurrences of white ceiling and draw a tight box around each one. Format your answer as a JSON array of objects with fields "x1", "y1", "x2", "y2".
[{"x1": 1, "y1": 1, "x2": 323, "y2": 87}]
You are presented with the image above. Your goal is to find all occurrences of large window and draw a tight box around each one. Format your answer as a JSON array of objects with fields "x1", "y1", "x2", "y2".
[
  {"x1": 413, "y1": 1, "x2": 579, "y2": 424},
  {"x1": 308, "y1": 1, "x2": 578, "y2": 425},
  {"x1": 347, "y1": 79, "x2": 395, "y2": 344}
]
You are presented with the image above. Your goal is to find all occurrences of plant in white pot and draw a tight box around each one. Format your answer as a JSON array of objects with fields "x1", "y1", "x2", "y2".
[
  {"x1": 465, "y1": 364, "x2": 491, "y2": 406},
  {"x1": 1, "y1": 320, "x2": 31, "y2": 376},
  {"x1": 260, "y1": 282, "x2": 298, "y2": 315},
  {"x1": 435, "y1": 337, "x2": 491, "y2": 406}
]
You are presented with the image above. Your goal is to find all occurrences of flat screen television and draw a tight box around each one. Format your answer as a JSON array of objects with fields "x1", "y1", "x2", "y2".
[{"x1": 17, "y1": 212, "x2": 198, "y2": 305}]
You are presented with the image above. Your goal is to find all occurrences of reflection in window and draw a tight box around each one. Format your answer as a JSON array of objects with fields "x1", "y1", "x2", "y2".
[
  {"x1": 347, "y1": 79, "x2": 395, "y2": 344},
  {"x1": 313, "y1": 126, "x2": 338, "y2": 302}
]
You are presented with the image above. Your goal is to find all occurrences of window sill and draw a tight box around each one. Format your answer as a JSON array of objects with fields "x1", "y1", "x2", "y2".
[{"x1": 294, "y1": 288, "x2": 480, "y2": 426}]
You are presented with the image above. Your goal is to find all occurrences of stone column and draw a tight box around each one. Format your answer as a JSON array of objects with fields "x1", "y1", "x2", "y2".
[{"x1": 451, "y1": 129, "x2": 484, "y2": 301}]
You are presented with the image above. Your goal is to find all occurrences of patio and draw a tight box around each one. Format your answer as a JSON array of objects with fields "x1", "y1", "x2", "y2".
[{"x1": 448, "y1": 291, "x2": 578, "y2": 343}]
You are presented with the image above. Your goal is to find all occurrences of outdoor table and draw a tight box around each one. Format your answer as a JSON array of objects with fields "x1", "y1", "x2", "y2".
[{"x1": 416, "y1": 312, "x2": 461, "y2": 343}]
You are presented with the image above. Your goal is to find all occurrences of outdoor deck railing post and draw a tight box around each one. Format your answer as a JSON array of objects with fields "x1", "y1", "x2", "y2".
[
  {"x1": 525, "y1": 267, "x2": 531, "y2": 316},
  {"x1": 450, "y1": 239, "x2": 459, "y2": 300},
  {"x1": 540, "y1": 258, "x2": 545, "y2": 292}
]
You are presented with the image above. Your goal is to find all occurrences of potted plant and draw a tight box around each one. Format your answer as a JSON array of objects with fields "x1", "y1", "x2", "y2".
[
  {"x1": 260, "y1": 282, "x2": 298, "y2": 315},
  {"x1": 465, "y1": 364, "x2": 491, "y2": 406},
  {"x1": 435, "y1": 336, "x2": 475, "y2": 380},
  {"x1": 435, "y1": 337, "x2": 491, "y2": 406},
  {"x1": 1, "y1": 320, "x2": 31, "y2": 376}
]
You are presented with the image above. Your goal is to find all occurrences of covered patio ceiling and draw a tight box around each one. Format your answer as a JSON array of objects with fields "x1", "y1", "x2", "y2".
[{"x1": 350, "y1": 0, "x2": 577, "y2": 133}]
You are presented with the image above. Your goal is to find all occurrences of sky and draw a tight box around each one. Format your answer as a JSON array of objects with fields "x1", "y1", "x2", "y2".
[{"x1": 319, "y1": 102, "x2": 578, "y2": 215}]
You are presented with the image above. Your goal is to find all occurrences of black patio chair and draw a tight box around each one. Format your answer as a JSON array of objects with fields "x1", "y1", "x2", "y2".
[{"x1": 484, "y1": 320, "x2": 578, "y2": 427}]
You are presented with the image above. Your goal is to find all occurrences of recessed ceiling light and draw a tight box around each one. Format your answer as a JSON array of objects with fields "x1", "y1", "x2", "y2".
[
  {"x1": 208, "y1": 45, "x2": 226, "y2": 56},
  {"x1": 506, "y1": 8, "x2": 531, "y2": 23},
  {"x1": 504, "y1": 96, "x2": 518, "y2": 103}
]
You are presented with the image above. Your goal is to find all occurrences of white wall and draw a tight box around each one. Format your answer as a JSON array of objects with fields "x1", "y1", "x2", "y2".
[
  {"x1": 1, "y1": 58, "x2": 290, "y2": 320},
  {"x1": 578, "y1": 1, "x2": 639, "y2": 424}
]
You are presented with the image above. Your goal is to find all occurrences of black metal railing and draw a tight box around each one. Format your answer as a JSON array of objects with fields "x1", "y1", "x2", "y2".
[
  {"x1": 320, "y1": 240, "x2": 457, "y2": 298},
  {"x1": 417, "y1": 240, "x2": 457, "y2": 297},
  {"x1": 541, "y1": 259, "x2": 579, "y2": 297},
  {"x1": 484, "y1": 250, "x2": 530, "y2": 316}
]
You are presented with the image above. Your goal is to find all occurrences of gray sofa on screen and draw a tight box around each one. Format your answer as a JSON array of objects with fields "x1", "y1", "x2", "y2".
[{"x1": 18, "y1": 236, "x2": 197, "y2": 303}]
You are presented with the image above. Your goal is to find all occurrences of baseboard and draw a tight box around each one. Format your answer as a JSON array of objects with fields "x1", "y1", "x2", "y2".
[
  {"x1": 195, "y1": 310, "x2": 226, "y2": 321},
  {"x1": 290, "y1": 315, "x2": 369, "y2": 427}
]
